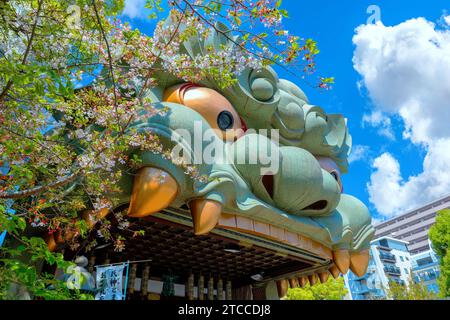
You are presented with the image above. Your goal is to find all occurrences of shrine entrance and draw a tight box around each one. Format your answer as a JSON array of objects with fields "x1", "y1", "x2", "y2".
[{"x1": 62, "y1": 206, "x2": 333, "y2": 300}]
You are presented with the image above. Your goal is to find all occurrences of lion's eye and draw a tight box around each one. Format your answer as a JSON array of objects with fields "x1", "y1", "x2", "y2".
[
  {"x1": 330, "y1": 170, "x2": 343, "y2": 192},
  {"x1": 217, "y1": 110, "x2": 234, "y2": 130}
]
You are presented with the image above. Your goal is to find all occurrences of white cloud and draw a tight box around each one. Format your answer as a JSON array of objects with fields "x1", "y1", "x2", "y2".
[
  {"x1": 353, "y1": 18, "x2": 450, "y2": 144},
  {"x1": 362, "y1": 111, "x2": 395, "y2": 140},
  {"x1": 367, "y1": 141, "x2": 450, "y2": 218},
  {"x1": 445, "y1": 15, "x2": 450, "y2": 26},
  {"x1": 122, "y1": 0, "x2": 149, "y2": 20},
  {"x1": 353, "y1": 18, "x2": 450, "y2": 217},
  {"x1": 371, "y1": 216, "x2": 385, "y2": 226},
  {"x1": 349, "y1": 145, "x2": 370, "y2": 163}
]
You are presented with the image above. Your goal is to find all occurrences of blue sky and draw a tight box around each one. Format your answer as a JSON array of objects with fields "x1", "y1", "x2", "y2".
[{"x1": 119, "y1": 0, "x2": 450, "y2": 223}]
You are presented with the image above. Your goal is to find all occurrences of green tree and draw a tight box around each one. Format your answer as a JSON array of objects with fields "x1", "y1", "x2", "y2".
[
  {"x1": 386, "y1": 276, "x2": 439, "y2": 300},
  {"x1": 429, "y1": 209, "x2": 450, "y2": 297},
  {"x1": 0, "y1": 234, "x2": 92, "y2": 300},
  {"x1": 285, "y1": 277, "x2": 348, "y2": 300}
]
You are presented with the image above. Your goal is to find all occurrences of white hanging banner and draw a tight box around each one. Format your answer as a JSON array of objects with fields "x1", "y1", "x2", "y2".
[{"x1": 95, "y1": 263, "x2": 128, "y2": 300}]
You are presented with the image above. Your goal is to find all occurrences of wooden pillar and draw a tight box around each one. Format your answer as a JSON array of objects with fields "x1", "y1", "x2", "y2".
[
  {"x1": 198, "y1": 274, "x2": 204, "y2": 300},
  {"x1": 226, "y1": 280, "x2": 232, "y2": 300},
  {"x1": 186, "y1": 273, "x2": 194, "y2": 300},
  {"x1": 207, "y1": 276, "x2": 214, "y2": 300},
  {"x1": 127, "y1": 263, "x2": 137, "y2": 297},
  {"x1": 217, "y1": 278, "x2": 224, "y2": 300},
  {"x1": 88, "y1": 256, "x2": 96, "y2": 273},
  {"x1": 141, "y1": 264, "x2": 150, "y2": 299}
]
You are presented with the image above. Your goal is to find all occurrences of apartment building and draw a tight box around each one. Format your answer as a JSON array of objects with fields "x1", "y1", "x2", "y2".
[
  {"x1": 411, "y1": 247, "x2": 441, "y2": 293},
  {"x1": 374, "y1": 194, "x2": 450, "y2": 255},
  {"x1": 345, "y1": 236, "x2": 411, "y2": 300}
]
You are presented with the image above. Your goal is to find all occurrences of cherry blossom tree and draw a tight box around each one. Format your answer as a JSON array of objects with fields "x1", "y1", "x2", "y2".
[{"x1": 0, "y1": 0, "x2": 332, "y2": 299}]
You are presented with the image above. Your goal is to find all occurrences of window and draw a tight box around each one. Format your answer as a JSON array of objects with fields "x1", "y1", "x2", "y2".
[
  {"x1": 404, "y1": 268, "x2": 408, "y2": 274},
  {"x1": 417, "y1": 257, "x2": 433, "y2": 266},
  {"x1": 379, "y1": 239, "x2": 389, "y2": 248},
  {"x1": 400, "y1": 256, "x2": 404, "y2": 262}
]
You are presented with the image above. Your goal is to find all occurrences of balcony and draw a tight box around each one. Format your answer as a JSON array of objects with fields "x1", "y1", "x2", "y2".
[
  {"x1": 384, "y1": 266, "x2": 401, "y2": 275},
  {"x1": 379, "y1": 252, "x2": 396, "y2": 262},
  {"x1": 353, "y1": 287, "x2": 370, "y2": 295},
  {"x1": 351, "y1": 272, "x2": 370, "y2": 280},
  {"x1": 412, "y1": 260, "x2": 439, "y2": 271},
  {"x1": 377, "y1": 245, "x2": 392, "y2": 252},
  {"x1": 415, "y1": 271, "x2": 439, "y2": 282},
  {"x1": 389, "y1": 278, "x2": 405, "y2": 286}
]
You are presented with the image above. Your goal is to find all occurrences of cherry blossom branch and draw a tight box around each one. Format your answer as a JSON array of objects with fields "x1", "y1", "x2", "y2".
[
  {"x1": 0, "y1": 110, "x2": 135, "y2": 200},
  {"x1": 0, "y1": 0, "x2": 43, "y2": 102},
  {"x1": 91, "y1": 0, "x2": 119, "y2": 122},
  {"x1": 0, "y1": 171, "x2": 81, "y2": 199},
  {"x1": 176, "y1": 0, "x2": 302, "y2": 80}
]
